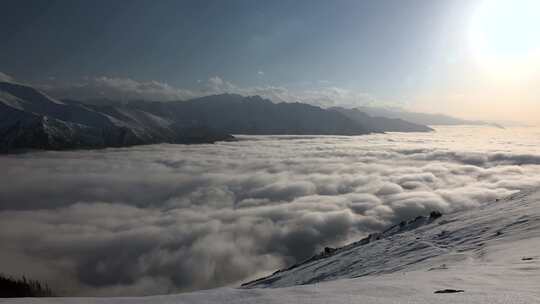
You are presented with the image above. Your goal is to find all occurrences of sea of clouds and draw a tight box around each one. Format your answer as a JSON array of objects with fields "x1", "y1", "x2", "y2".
[{"x1": 1, "y1": 126, "x2": 540, "y2": 296}]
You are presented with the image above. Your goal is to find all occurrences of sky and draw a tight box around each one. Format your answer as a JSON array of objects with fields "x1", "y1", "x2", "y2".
[{"x1": 1, "y1": 0, "x2": 539, "y2": 123}]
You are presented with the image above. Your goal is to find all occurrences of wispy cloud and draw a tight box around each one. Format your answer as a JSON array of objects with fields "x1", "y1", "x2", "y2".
[
  {"x1": 34, "y1": 74, "x2": 377, "y2": 108},
  {"x1": 0, "y1": 71, "x2": 14, "y2": 82},
  {"x1": 38, "y1": 76, "x2": 198, "y2": 102}
]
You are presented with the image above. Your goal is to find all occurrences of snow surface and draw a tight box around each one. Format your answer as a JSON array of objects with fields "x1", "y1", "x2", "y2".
[{"x1": 2, "y1": 189, "x2": 540, "y2": 303}]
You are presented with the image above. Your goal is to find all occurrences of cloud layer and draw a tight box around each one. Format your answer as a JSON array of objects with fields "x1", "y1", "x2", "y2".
[
  {"x1": 39, "y1": 76, "x2": 198, "y2": 102},
  {"x1": 1, "y1": 126, "x2": 540, "y2": 296},
  {"x1": 33, "y1": 74, "x2": 377, "y2": 108},
  {"x1": 0, "y1": 71, "x2": 14, "y2": 82},
  {"x1": 0, "y1": 70, "x2": 384, "y2": 109}
]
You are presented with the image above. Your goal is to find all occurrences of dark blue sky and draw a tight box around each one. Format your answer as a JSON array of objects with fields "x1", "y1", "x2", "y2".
[{"x1": 13, "y1": 0, "x2": 531, "y2": 114}]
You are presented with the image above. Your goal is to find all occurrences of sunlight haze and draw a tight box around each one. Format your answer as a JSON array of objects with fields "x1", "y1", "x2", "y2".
[{"x1": 1, "y1": 0, "x2": 538, "y2": 124}]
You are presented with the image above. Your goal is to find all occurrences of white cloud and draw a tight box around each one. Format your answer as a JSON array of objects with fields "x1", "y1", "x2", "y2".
[
  {"x1": 41, "y1": 76, "x2": 198, "y2": 101},
  {"x1": 200, "y1": 76, "x2": 377, "y2": 108},
  {"x1": 0, "y1": 71, "x2": 14, "y2": 82},
  {"x1": 38, "y1": 75, "x2": 377, "y2": 108},
  {"x1": 1, "y1": 126, "x2": 540, "y2": 296}
]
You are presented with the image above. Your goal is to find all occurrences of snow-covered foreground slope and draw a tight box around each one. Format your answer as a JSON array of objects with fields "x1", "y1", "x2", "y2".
[
  {"x1": 242, "y1": 189, "x2": 540, "y2": 289},
  {"x1": 2, "y1": 189, "x2": 540, "y2": 303}
]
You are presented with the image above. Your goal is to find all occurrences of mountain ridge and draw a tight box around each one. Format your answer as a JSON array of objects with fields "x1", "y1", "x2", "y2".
[
  {"x1": 357, "y1": 106, "x2": 505, "y2": 128},
  {"x1": 0, "y1": 81, "x2": 234, "y2": 152},
  {"x1": 0, "y1": 82, "x2": 436, "y2": 153},
  {"x1": 331, "y1": 106, "x2": 434, "y2": 133}
]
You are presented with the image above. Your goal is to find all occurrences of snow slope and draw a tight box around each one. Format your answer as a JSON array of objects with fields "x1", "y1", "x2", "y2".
[
  {"x1": 2, "y1": 189, "x2": 540, "y2": 303},
  {"x1": 242, "y1": 189, "x2": 539, "y2": 289}
]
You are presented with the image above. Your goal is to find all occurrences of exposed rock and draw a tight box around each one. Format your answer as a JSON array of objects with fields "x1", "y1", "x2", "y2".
[{"x1": 434, "y1": 289, "x2": 465, "y2": 294}]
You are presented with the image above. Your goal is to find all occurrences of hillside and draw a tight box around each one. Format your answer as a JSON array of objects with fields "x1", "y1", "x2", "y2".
[{"x1": 242, "y1": 189, "x2": 539, "y2": 288}]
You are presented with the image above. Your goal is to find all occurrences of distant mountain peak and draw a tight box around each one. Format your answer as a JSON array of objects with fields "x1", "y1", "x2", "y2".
[{"x1": 356, "y1": 105, "x2": 501, "y2": 127}]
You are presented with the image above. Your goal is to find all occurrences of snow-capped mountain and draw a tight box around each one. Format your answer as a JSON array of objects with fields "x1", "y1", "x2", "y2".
[
  {"x1": 0, "y1": 82, "x2": 436, "y2": 153},
  {"x1": 0, "y1": 81, "x2": 233, "y2": 152},
  {"x1": 2, "y1": 189, "x2": 539, "y2": 303}
]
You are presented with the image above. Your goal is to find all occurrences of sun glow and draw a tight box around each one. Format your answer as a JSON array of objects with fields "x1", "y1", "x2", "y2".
[{"x1": 469, "y1": 0, "x2": 540, "y2": 72}]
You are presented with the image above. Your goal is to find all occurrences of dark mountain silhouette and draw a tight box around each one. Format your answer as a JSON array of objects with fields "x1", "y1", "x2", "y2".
[
  {"x1": 331, "y1": 107, "x2": 434, "y2": 133},
  {"x1": 357, "y1": 106, "x2": 504, "y2": 128},
  {"x1": 1, "y1": 82, "x2": 434, "y2": 153},
  {"x1": 125, "y1": 94, "x2": 372, "y2": 135},
  {"x1": 0, "y1": 82, "x2": 233, "y2": 152}
]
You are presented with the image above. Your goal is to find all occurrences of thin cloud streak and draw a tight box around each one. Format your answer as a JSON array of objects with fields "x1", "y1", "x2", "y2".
[{"x1": 35, "y1": 75, "x2": 377, "y2": 108}]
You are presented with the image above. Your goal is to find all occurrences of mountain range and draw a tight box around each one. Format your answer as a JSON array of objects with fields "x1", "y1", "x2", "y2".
[
  {"x1": 357, "y1": 106, "x2": 505, "y2": 128},
  {"x1": 0, "y1": 81, "x2": 437, "y2": 153},
  {"x1": 5, "y1": 81, "x2": 507, "y2": 154},
  {"x1": 0, "y1": 82, "x2": 234, "y2": 152}
]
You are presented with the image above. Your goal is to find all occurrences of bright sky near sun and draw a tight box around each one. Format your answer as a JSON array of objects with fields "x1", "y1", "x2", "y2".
[
  {"x1": 409, "y1": 0, "x2": 540, "y2": 125},
  {"x1": 1, "y1": 0, "x2": 539, "y2": 124}
]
